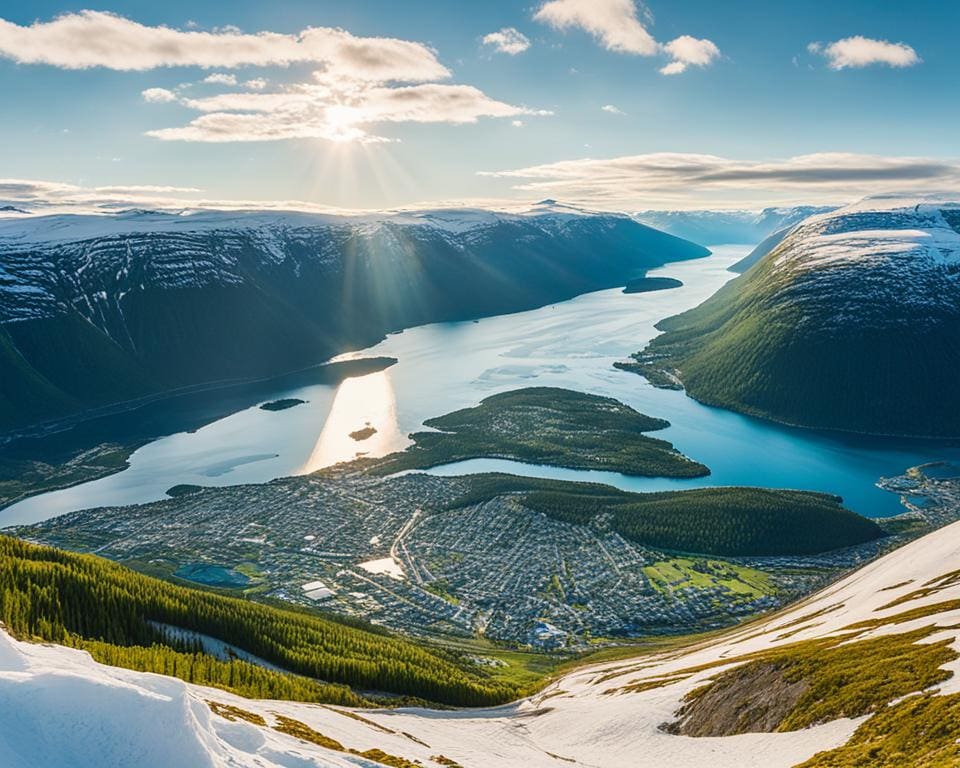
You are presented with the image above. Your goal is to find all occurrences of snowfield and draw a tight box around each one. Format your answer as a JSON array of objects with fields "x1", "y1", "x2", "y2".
[
  {"x1": 766, "y1": 197, "x2": 960, "y2": 330},
  {"x1": 5, "y1": 514, "x2": 960, "y2": 768}
]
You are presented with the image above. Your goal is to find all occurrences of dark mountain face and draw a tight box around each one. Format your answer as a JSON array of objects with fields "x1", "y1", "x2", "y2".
[{"x1": 0, "y1": 208, "x2": 707, "y2": 432}]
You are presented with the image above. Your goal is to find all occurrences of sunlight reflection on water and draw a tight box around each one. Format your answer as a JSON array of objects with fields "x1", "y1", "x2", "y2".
[{"x1": 299, "y1": 370, "x2": 408, "y2": 473}]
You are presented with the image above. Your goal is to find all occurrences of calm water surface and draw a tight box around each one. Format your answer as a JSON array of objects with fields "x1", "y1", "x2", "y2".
[{"x1": 6, "y1": 245, "x2": 958, "y2": 525}]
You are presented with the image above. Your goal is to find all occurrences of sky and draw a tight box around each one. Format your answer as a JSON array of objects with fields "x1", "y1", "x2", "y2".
[{"x1": 1, "y1": 0, "x2": 959, "y2": 212}]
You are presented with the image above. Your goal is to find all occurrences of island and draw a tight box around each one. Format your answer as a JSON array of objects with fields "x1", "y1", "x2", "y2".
[
  {"x1": 166, "y1": 484, "x2": 205, "y2": 498},
  {"x1": 623, "y1": 276, "x2": 683, "y2": 294},
  {"x1": 259, "y1": 398, "x2": 306, "y2": 412},
  {"x1": 349, "y1": 426, "x2": 377, "y2": 441},
  {"x1": 365, "y1": 386, "x2": 709, "y2": 478}
]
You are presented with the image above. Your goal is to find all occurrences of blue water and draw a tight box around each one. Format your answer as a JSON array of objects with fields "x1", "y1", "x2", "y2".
[
  {"x1": 5, "y1": 245, "x2": 958, "y2": 524},
  {"x1": 174, "y1": 563, "x2": 250, "y2": 589},
  {"x1": 919, "y1": 462, "x2": 960, "y2": 480}
]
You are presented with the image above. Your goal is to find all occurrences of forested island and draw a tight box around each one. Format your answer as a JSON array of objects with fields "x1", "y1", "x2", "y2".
[
  {"x1": 260, "y1": 398, "x2": 306, "y2": 411},
  {"x1": 623, "y1": 276, "x2": 683, "y2": 294},
  {"x1": 367, "y1": 387, "x2": 709, "y2": 478}
]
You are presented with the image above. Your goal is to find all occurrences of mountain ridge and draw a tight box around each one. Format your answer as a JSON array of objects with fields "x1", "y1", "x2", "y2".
[{"x1": 0, "y1": 205, "x2": 707, "y2": 432}]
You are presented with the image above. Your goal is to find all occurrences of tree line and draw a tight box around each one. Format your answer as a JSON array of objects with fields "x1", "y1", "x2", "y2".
[{"x1": 0, "y1": 535, "x2": 518, "y2": 707}]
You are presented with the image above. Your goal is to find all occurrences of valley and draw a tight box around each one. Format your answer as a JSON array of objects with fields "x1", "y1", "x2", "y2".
[
  {"x1": 6, "y1": 233, "x2": 958, "y2": 657},
  {"x1": 2, "y1": 2, "x2": 956, "y2": 763}
]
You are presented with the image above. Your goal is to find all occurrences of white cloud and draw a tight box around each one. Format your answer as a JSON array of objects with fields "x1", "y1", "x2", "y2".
[
  {"x1": 150, "y1": 84, "x2": 548, "y2": 143},
  {"x1": 601, "y1": 104, "x2": 624, "y2": 115},
  {"x1": 202, "y1": 72, "x2": 237, "y2": 85},
  {"x1": 534, "y1": 0, "x2": 658, "y2": 55},
  {"x1": 482, "y1": 28, "x2": 530, "y2": 55},
  {"x1": 92, "y1": 184, "x2": 203, "y2": 194},
  {"x1": 141, "y1": 87, "x2": 178, "y2": 103},
  {"x1": 3, "y1": 11, "x2": 543, "y2": 144},
  {"x1": 660, "y1": 36, "x2": 720, "y2": 75},
  {"x1": 512, "y1": 120, "x2": 525, "y2": 127},
  {"x1": 810, "y1": 36, "x2": 920, "y2": 70},
  {"x1": 0, "y1": 10, "x2": 450, "y2": 82},
  {"x1": 533, "y1": 0, "x2": 720, "y2": 76},
  {"x1": 480, "y1": 152, "x2": 960, "y2": 208},
  {"x1": 0, "y1": 177, "x2": 519, "y2": 216}
]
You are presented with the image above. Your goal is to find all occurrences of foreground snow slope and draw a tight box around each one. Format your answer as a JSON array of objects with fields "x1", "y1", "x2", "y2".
[{"x1": 4, "y1": 512, "x2": 960, "y2": 768}]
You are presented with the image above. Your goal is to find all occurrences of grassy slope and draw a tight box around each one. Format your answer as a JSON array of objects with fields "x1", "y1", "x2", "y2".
[
  {"x1": 665, "y1": 609, "x2": 960, "y2": 766},
  {"x1": 368, "y1": 387, "x2": 709, "y2": 478}
]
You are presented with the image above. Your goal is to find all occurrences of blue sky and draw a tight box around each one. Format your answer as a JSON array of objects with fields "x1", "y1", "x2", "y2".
[{"x1": 1, "y1": 0, "x2": 958, "y2": 211}]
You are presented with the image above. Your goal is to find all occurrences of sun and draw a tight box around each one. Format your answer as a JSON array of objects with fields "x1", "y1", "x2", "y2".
[{"x1": 324, "y1": 105, "x2": 366, "y2": 143}]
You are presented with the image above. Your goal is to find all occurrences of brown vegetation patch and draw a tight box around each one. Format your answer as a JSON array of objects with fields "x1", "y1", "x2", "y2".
[{"x1": 206, "y1": 700, "x2": 267, "y2": 726}]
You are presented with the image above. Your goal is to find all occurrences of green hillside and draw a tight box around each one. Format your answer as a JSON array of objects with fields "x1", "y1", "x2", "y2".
[
  {"x1": 447, "y1": 475, "x2": 884, "y2": 557},
  {"x1": 622, "y1": 215, "x2": 960, "y2": 437},
  {"x1": 0, "y1": 535, "x2": 519, "y2": 707}
]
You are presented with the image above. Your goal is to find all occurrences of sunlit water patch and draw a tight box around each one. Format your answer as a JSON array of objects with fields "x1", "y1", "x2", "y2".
[{"x1": 300, "y1": 370, "x2": 407, "y2": 473}]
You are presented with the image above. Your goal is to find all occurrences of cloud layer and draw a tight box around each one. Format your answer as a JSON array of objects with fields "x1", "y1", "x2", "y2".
[
  {"x1": 482, "y1": 28, "x2": 530, "y2": 55},
  {"x1": 809, "y1": 36, "x2": 921, "y2": 70},
  {"x1": 480, "y1": 152, "x2": 960, "y2": 208},
  {"x1": 0, "y1": 11, "x2": 545, "y2": 144},
  {"x1": 0, "y1": 11, "x2": 449, "y2": 81},
  {"x1": 0, "y1": 178, "x2": 382, "y2": 215},
  {"x1": 0, "y1": 179, "x2": 207, "y2": 213},
  {"x1": 150, "y1": 83, "x2": 545, "y2": 143}
]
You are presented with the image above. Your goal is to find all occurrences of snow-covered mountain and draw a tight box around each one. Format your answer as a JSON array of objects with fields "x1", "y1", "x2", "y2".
[
  {"x1": 633, "y1": 206, "x2": 836, "y2": 247},
  {"x1": 767, "y1": 198, "x2": 960, "y2": 323},
  {"x1": 632, "y1": 196, "x2": 960, "y2": 436},
  {"x1": 0, "y1": 202, "x2": 707, "y2": 432},
  {"x1": 4, "y1": 494, "x2": 959, "y2": 767}
]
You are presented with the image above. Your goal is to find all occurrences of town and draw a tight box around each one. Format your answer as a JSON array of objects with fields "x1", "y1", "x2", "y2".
[{"x1": 14, "y1": 464, "x2": 924, "y2": 650}]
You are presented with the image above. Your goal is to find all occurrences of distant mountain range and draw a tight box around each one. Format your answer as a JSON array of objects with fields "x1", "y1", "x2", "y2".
[
  {"x1": 0, "y1": 203, "x2": 707, "y2": 432},
  {"x1": 628, "y1": 197, "x2": 960, "y2": 437},
  {"x1": 634, "y1": 206, "x2": 835, "y2": 246}
]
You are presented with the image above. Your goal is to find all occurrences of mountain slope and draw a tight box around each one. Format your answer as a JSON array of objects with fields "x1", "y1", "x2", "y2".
[
  {"x1": 625, "y1": 198, "x2": 960, "y2": 436},
  {"x1": 3, "y1": 478, "x2": 959, "y2": 767},
  {"x1": 0, "y1": 204, "x2": 707, "y2": 433},
  {"x1": 729, "y1": 226, "x2": 793, "y2": 273}
]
